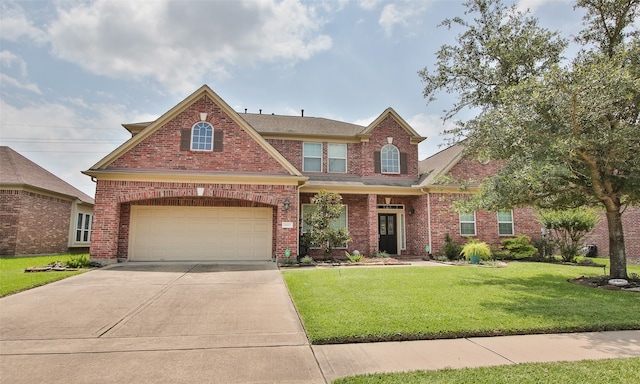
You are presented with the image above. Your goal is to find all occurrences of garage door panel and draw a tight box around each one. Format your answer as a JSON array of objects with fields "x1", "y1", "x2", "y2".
[{"x1": 129, "y1": 206, "x2": 273, "y2": 261}]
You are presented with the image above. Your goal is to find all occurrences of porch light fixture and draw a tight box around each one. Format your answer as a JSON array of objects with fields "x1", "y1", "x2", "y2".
[
  {"x1": 196, "y1": 187, "x2": 205, "y2": 196},
  {"x1": 283, "y1": 199, "x2": 291, "y2": 211},
  {"x1": 409, "y1": 208, "x2": 415, "y2": 215},
  {"x1": 199, "y1": 112, "x2": 208, "y2": 121}
]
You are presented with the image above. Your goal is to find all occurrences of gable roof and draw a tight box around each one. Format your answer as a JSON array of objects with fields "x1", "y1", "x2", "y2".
[
  {"x1": 361, "y1": 108, "x2": 426, "y2": 144},
  {"x1": 88, "y1": 85, "x2": 301, "y2": 176},
  {"x1": 0, "y1": 146, "x2": 94, "y2": 204},
  {"x1": 417, "y1": 142, "x2": 466, "y2": 187}
]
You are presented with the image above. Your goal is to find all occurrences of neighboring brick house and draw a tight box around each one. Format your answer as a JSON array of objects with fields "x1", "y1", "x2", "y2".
[
  {"x1": 0, "y1": 146, "x2": 94, "y2": 256},
  {"x1": 84, "y1": 85, "x2": 637, "y2": 263}
]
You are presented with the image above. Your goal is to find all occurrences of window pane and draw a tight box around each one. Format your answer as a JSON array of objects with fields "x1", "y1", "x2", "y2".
[
  {"x1": 381, "y1": 145, "x2": 399, "y2": 173},
  {"x1": 77, "y1": 213, "x2": 83, "y2": 230},
  {"x1": 328, "y1": 158, "x2": 346, "y2": 173},
  {"x1": 303, "y1": 142, "x2": 322, "y2": 157},
  {"x1": 76, "y1": 230, "x2": 82, "y2": 242},
  {"x1": 499, "y1": 223, "x2": 514, "y2": 235},
  {"x1": 459, "y1": 212, "x2": 475, "y2": 222},
  {"x1": 84, "y1": 214, "x2": 90, "y2": 230},
  {"x1": 328, "y1": 143, "x2": 346, "y2": 158},
  {"x1": 304, "y1": 158, "x2": 321, "y2": 172},
  {"x1": 497, "y1": 211, "x2": 512, "y2": 222},
  {"x1": 461, "y1": 223, "x2": 476, "y2": 236}
]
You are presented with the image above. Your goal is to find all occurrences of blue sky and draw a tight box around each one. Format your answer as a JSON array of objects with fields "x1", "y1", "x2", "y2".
[{"x1": 1, "y1": 0, "x2": 586, "y2": 197}]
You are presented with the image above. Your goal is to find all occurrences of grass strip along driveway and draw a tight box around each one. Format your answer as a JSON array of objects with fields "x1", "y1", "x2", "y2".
[
  {"x1": 283, "y1": 262, "x2": 640, "y2": 345},
  {"x1": 0, "y1": 255, "x2": 87, "y2": 297}
]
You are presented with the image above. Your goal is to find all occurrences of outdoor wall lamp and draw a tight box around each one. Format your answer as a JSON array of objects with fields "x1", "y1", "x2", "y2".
[
  {"x1": 283, "y1": 199, "x2": 291, "y2": 211},
  {"x1": 409, "y1": 208, "x2": 415, "y2": 215}
]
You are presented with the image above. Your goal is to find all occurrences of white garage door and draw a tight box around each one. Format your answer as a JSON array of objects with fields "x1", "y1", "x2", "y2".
[{"x1": 129, "y1": 206, "x2": 273, "y2": 261}]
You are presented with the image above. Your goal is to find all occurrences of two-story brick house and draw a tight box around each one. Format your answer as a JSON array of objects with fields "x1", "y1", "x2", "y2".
[{"x1": 88, "y1": 85, "x2": 637, "y2": 264}]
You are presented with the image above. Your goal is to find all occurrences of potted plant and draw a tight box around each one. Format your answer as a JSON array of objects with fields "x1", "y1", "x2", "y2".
[{"x1": 461, "y1": 239, "x2": 491, "y2": 264}]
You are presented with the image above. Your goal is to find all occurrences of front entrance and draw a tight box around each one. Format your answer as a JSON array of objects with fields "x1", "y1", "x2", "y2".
[{"x1": 378, "y1": 213, "x2": 397, "y2": 255}]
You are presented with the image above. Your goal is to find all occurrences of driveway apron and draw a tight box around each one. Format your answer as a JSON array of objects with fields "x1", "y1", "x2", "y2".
[{"x1": 0, "y1": 262, "x2": 325, "y2": 384}]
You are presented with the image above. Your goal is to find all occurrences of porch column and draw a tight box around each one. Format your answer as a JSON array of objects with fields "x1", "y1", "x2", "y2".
[
  {"x1": 276, "y1": 193, "x2": 299, "y2": 259},
  {"x1": 367, "y1": 194, "x2": 378, "y2": 255}
]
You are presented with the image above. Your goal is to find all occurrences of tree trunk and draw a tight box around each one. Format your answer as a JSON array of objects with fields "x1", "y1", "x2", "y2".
[{"x1": 606, "y1": 209, "x2": 627, "y2": 279}]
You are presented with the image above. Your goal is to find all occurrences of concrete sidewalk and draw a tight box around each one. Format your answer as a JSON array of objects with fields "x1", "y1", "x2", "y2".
[
  {"x1": 1, "y1": 262, "x2": 638, "y2": 383},
  {"x1": 313, "y1": 330, "x2": 640, "y2": 382}
]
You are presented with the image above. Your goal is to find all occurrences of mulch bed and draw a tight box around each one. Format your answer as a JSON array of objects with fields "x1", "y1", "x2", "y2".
[{"x1": 569, "y1": 275, "x2": 640, "y2": 291}]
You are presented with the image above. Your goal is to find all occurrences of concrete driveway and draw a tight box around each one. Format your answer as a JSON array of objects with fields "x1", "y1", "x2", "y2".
[{"x1": 0, "y1": 262, "x2": 325, "y2": 384}]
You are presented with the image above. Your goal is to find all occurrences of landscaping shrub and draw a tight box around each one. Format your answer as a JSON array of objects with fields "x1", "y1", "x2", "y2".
[
  {"x1": 442, "y1": 233, "x2": 462, "y2": 261},
  {"x1": 501, "y1": 235, "x2": 537, "y2": 259},
  {"x1": 65, "y1": 254, "x2": 90, "y2": 268},
  {"x1": 532, "y1": 236, "x2": 555, "y2": 260}
]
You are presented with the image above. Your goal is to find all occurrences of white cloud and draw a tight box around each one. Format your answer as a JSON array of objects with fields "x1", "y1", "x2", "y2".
[
  {"x1": 0, "y1": 2, "x2": 48, "y2": 44},
  {"x1": 0, "y1": 73, "x2": 42, "y2": 94},
  {"x1": 0, "y1": 99, "x2": 143, "y2": 197},
  {"x1": 407, "y1": 113, "x2": 456, "y2": 159},
  {"x1": 47, "y1": 0, "x2": 332, "y2": 94},
  {"x1": 379, "y1": 4, "x2": 408, "y2": 37},
  {"x1": 0, "y1": 50, "x2": 27, "y2": 75}
]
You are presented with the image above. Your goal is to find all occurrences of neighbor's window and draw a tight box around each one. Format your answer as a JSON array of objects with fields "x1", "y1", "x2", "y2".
[
  {"x1": 303, "y1": 142, "x2": 322, "y2": 172},
  {"x1": 459, "y1": 212, "x2": 476, "y2": 236},
  {"x1": 498, "y1": 210, "x2": 514, "y2": 236},
  {"x1": 191, "y1": 122, "x2": 213, "y2": 151},
  {"x1": 76, "y1": 213, "x2": 92, "y2": 242},
  {"x1": 328, "y1": 143, "x2": 347, "y2": 173},
  {"x1": 301, "y1": 204, "x2": 348, "y2": 247},
  {"x1": 381, "y1": 144, "x2": 400, "y2": 173}
]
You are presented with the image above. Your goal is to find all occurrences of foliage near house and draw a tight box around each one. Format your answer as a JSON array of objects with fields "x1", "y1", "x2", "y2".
[
  {"x1": 501, "y1": 235, "x2": 538, "y2": 259},
  {"x1": 419, "y1": 0, "x2": 640, "y2": 279},
  {"x1": 538, "y1": 209, "x2": 599, "y2": 262},
  {"x1": 303, "y1": 190, "x2": 351, "y2": 260}
]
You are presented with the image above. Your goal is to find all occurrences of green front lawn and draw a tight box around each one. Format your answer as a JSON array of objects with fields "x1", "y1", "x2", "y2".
[
  {"x1": 0, "y1": 255, "x2": 88, "y2": 297},
  {"x1": 283, "y1": 261, "x2": 640, "y2": 344},
  {"x1": 333, "y1": 357, "x2": 640, "y2": 384}
]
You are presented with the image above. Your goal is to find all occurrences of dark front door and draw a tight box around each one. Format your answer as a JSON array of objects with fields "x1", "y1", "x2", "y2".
[{"x1": 378, "y1": 213, "x2": 397, "y2": 255}]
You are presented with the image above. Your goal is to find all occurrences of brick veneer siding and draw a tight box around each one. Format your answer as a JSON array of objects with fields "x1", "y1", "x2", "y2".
[
  {"x1": 427, "y1": 192, "x2": 540, "y2": 256},
  {"x1": 0, "y1": 190, "x2": 72, "y2": 256},
  {"x1": 91, "y1": 180, "x2": 298, "y2": 261},
  {"x1": 299, "y1": 192, "x2": 427, "y2": 259},
  {"x1": 363, "y1": 116, "x2": 419, "y2": 178},
  {"x1": 108, "y1": 95, "x2": 290, "y2": 175},
  {"x1": 584, "y1": 206, "x2": 640, "y2": 264}
]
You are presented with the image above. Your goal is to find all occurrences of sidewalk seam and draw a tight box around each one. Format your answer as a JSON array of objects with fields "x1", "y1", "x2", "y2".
[{"x1": 466, "y1": 337, "x2": 517, "y2": 364}]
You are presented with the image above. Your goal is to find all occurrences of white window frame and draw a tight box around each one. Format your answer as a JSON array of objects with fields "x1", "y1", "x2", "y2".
[
  {"x1": 376, "y1": 206, "x2": 407, "y2": 251},
  {"x1": 301, "y1": 204, "x2": 348, "y2": 248},
  {"x1": 497, "y1": 210, "x2": 514, "y2": 236},
  {"x1": 327, "y1": 143, "x2": 347, "y2": 173},
  {"x1": 76, "y1": 212, "x2": 92, "y2": 243},
  {"x1": 381, "y1": 144, "x2": 400, "y2": 174},
  {"x1": 460, "y1": 212, "x2": 477, "y2": 236},
  {"x1": 191, "y1": 122, "x2": 213, "y2": 151},
  {"x1": 303, "y1": 142, "x2": 323, "y2": 172}
]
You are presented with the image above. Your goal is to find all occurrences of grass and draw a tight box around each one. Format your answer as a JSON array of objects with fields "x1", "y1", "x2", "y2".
[
  {"x1": 333, "y1": 357, "x2": 640, "y2": 384},
  {"x1": 0, "y1": 255, "x2": 88, "y2": 297},
  {"x1": 283, "y1": 261, "x2": 640, "y2": 344}
]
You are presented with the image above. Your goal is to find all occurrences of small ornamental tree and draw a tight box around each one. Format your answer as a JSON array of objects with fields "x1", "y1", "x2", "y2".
[
  {"x1": 303, "y1": 190, "x2": 351, "y2": 261},
  {"x1": 538, "y1": 209, "x2": 599, "y2": 262}
]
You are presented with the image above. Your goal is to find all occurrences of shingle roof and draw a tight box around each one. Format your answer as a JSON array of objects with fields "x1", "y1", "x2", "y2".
[
  {"x1": 417, "y1": 143, "x2": 466, "y2": 186},
  {"x1": 240, "y1": 113, "x2": 365, "y2": 137},
  {"x1": 0, "y1": 146, "x2": 94, "y2": 204}
]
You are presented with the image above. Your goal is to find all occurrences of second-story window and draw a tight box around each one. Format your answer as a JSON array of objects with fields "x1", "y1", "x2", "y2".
[
  {"x1": 191, "y1": 122, "x2": 213, "y2": 151},
  {"x1": 303, "y1": 142, "x2": 322, "y2": 172},
  {"x1": 328, "y1": 143, "x2": 347, "y2": 173},
  {"x1": 381, "y1": 144, "x2": 400, "y2": 173}
]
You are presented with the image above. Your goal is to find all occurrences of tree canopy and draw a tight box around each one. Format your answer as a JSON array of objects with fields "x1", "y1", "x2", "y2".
[{"x1": 420, "y1": 0, "x2": 639, "y2": 278}]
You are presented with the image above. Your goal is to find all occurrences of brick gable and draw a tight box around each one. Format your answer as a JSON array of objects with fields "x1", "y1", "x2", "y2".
[{"x1": 108, "y1": 96, "x2": 290, "y2": 175}]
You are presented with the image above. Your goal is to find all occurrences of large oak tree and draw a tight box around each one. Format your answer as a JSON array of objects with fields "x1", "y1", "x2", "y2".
[{"x1": 420, "y1": 0, "x2": 639, "y2": 278}]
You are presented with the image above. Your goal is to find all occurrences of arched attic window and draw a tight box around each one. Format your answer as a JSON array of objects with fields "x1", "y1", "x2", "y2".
[{"x1": 191, "y1": 122, "x2": 213, "y2": 151}]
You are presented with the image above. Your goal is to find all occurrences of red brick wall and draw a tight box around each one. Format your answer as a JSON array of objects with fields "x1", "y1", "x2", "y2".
[
  {"x1": 584, "y1": 207, "x2": 640, "y2": 263},
  {"x1": 427, "y1": 193, "x2": 540, "y2": 255},
  {"x1": 108, "y1": 95, "x2": 290, "y2": 175},
  {"x1": 91, "y1": 180, "x2": 298, "y2": 260},
  {"x1": 448, "y1": 157, "x2": 503, "y2": 183},
  {"x1": 362, "y1": 116, "x2": 419, "y2": 178},
  {"x1": 0, "y1": 190, "x2": 71, "y2": 256}
]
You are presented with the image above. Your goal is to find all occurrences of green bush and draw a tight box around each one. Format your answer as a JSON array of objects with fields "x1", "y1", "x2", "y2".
[
  {"x1": 501, "y1": 234, "x2": 537, "y2": 259},
  {"x1": 371, "y1": 251, "x2": 389, "y2": 258},
  {"x1": 345, "y1": 251, "x2": 364, "y2": 263},
  {"x1": 442, "y1": 233, "x2": 462, "y2": 261},
  {"x1": 538, "y1": 209, "x2": 599, "y2": 262},
  {"x1": 300, "y1": 256, "x2": 315, "y2": 265},
  {"x1": 532, "y1": 236, "x2": 555, "y2": 260},
  {"x1": 461, "y1": 239, "x2": 492, "y2": 262},
  {"x1": 65, "y1": 254, "x2": 90, "y2": 268}
]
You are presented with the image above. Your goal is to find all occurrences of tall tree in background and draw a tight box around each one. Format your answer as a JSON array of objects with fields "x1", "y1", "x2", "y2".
[{"x1": 419, "y1": 0, "x2": 639, "y2": 278}]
